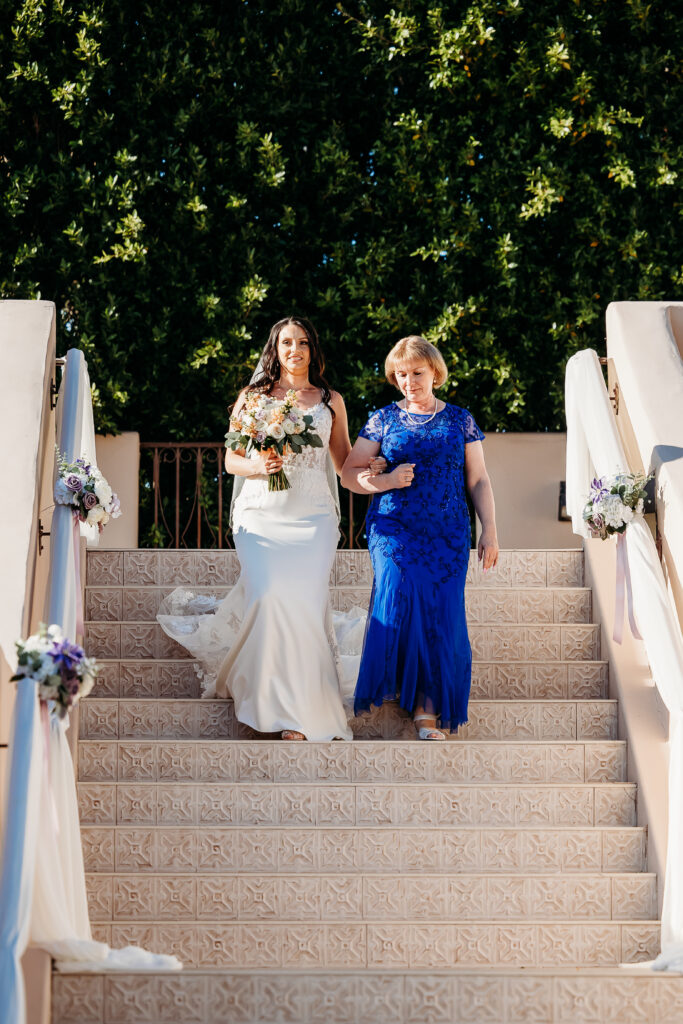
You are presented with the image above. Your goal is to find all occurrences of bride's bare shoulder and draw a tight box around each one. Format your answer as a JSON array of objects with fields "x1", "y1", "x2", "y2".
[{"x1": 329, "y1": 390, "x2": 346, "y2": 410}]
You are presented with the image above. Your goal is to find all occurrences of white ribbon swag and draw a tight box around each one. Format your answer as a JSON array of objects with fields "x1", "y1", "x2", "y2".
[{"x1": 565, "y1": 348, "x2": 683, "y2": 970}]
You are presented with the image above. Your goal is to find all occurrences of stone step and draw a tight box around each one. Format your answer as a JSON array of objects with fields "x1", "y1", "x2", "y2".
[
  {"x1": 80, "y1": 699, "x2": 618, "y2": 742},
  {"x1": 84, "y1": 621, "x2": 601, "y2": 662},
  {"x1": 80, "y1": 826, "x2": 648, "y2": 875},
  {"x1": 86, "y1": 548, "x2": 585, "y2": 589},
  {"x1": 51, "y1": 966, "x2": 683, "y2": 1024},
  {"x1": 77, "y1": 781, "x2": 636, "y2": 829},
  {"x1": 84, "y1": 871, "x2": 657, "y2": 923},
  {"x1": 85, "y1": 585, "x2": 593, "y2": 624},
  {"x1": 77, "y1": 739, "x2": 627, "y2": 785},
  {"x1": 91, "y1": 659, "x2": 609, "y2": 701},
  {"x1": 79, "y1": 919, "x2": 661, "y2": 969}
]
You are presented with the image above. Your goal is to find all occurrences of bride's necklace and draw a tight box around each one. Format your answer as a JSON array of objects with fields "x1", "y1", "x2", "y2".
[{"x1": 402, "y1": 396, "x2": 438, "y2": 425}]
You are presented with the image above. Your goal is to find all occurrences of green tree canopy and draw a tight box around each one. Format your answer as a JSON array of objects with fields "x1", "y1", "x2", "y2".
[{"x1": 2, "y1": 0, "x2": 682, "y2": 437}]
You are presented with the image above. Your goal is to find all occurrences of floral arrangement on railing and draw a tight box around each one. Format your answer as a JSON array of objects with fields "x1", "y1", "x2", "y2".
[
  {"x1": 54, "y1": 448, "x2": 122, "y2": 530},
  {"x1": 583, "y1": 471, "x2": 653, "y2": 644},
  {"x1": 11, "y1": 624, "x2": 98, "y2": 718},
  {"x1": 225, "y1": 389, "x2": 323, "y2": 492},
  {"x1": 582, "y1": 472, "x2": 651, "y2": 540}
]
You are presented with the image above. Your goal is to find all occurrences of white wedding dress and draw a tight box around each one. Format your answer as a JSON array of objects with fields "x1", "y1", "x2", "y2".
[{"x1": 157, "y1": 403, "x2": 363, "y2": 741}]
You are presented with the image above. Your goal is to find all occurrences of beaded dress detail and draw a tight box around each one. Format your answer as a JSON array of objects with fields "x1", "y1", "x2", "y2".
[{"x1": 353, "y1": 402, "x2": 485, "y2": 731}]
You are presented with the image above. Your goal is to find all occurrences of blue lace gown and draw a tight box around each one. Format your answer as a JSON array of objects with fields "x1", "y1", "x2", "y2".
[{"x1": 353, "y1": 402, "x2": 485, "y2": 731}]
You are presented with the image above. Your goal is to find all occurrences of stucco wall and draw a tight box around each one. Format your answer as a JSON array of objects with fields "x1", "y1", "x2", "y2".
[
  {"x1": 0, "y1": 300, "x2": 56, "y2": 1024},
  {"x1": 0, "y1": 300, "x2": 56, "y2": 757},
  {"x1": 95, "y1": 432, "x2": 140, "y2": 548},
  {"x1": 481, "y1": 433, "x2": 580, "y2": 550},
  {"x1": 606, "y1": 301, "x2": 683, "y2": 633},
  {"x1": 583, "y1": 536, "x2": 669, "y2": 905}
]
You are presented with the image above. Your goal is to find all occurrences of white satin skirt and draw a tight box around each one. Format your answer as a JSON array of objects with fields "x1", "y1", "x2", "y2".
[{"x1": 158, "y1": 479, "x2": 359, "y2": 741}]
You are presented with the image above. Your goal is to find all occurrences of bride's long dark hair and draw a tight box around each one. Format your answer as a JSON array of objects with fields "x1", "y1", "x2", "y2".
[{"x1": 248, "y1": 316, "x2": 335, "y2": 416}]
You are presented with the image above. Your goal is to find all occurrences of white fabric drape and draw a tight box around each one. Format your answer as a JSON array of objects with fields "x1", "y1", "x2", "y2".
[
  {"x1": 0, "y1": 681, "x2": 43, "y2": 1024},
  {"x1": 30, "y1": 713, "x2": 183, "y2": 973},
  {"x1": 566, "y1": 348, "x2": 683, "y2": 969},
  {"x1": 54, "y1": 359, "x2": 100, "y2": 546}
]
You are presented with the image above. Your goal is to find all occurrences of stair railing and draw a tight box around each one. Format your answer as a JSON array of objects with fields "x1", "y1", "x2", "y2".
[
  {"x1": 0, "y1": 349, "x2": 96, "y2": 1023},
  {"x1": 565, "y1": 348, "x2": 683, "y2": 971},
  {"x1": 0, "y1": 349, "x2": 180, "y2": 1024}
]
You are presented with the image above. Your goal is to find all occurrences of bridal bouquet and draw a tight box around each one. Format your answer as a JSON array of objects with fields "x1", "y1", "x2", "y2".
[
  {"x1": 582, "y1": 472, "x2": 651, "y2": 540},
  {"x1": 54, "y1": 448, "x2": 122, "y2": 531},
  {"x1": 12, "y1": 623, "x2": 98, "y2": 718},
  {"x1": 225, "y1": 389, "x2": 323, "y2": 491}
]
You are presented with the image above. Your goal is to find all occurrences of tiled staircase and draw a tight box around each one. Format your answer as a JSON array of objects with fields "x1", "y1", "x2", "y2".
[{"x1": 51, "y1": 548, "x2": 683, "y2": 1024}]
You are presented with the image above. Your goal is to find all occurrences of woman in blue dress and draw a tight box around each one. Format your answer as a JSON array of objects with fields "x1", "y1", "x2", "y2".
[{"x1": 341, "y1": 336, "x2": 499, "y2": 739}]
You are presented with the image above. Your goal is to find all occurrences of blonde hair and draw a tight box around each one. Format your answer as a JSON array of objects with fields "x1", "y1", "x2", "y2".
[{"x1": 385, "y1": 335, "x2": 448, "y2": 389}]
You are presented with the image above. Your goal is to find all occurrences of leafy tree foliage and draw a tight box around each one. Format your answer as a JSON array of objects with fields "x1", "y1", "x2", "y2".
[{"x1": 2, "y1": 0, "x2": 682, "y2": 438}]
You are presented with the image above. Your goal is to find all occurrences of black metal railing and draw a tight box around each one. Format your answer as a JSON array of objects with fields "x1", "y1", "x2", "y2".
[{"x1": 139, "y1": 442, "x2": 370, "y2": 549}]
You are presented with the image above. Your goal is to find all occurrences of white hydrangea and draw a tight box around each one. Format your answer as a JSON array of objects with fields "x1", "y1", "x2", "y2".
[{"x1": 94, "y1": 478, "x2": 113, "y2": 506}]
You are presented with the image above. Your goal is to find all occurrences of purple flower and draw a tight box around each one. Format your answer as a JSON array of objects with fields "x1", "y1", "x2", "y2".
[
  {"x1": 589, "y1": 477, "x2": 609, "y2": 503},
  {"x1": 255, "y1": 430, "x2": 267, "y2": 443},
  {"x1": 65, "y1": 474, "x2": 83, "y2": 493},
  {"x1": 83, "y1": 490, "x2": 98, "y2": 510},
  {"x1": 110, "y1": 493, "x2": 121, "y2": 515},
  {"x1": 48, "y1": 638, "x2": 85, "y2": 673}
]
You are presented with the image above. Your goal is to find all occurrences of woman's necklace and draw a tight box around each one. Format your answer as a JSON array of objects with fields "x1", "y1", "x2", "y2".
[{"x1": 402, "y1": 396, "x2": 438, "y2": 425}]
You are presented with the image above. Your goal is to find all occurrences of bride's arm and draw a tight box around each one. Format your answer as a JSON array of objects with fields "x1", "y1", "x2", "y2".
[
  {"x1": 329, "y1": 392, "x2": 386, "y2": 478},
  {"x1": 341, "y1": 438, "x2": 413, "y2": 494},
  {"x1": 224, "y1": 390, "x2": 283, "y2": 479},
  {"x1": 328, "y1": 392, "x2": 352, "y2": 475}
]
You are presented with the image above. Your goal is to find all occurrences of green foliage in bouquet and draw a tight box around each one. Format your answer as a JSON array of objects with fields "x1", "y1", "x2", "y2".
[{"x1": 2, "y1": 1, "x2": 682, "y2": 439}]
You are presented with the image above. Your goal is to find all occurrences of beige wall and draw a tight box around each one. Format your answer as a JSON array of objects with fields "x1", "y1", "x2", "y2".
[
  {"x1": 95, "y1": 432, "x2": 140, "y2": 548},
  {"x1": 0, "y1": 300, "x2": 56, "y2": 754},
  {"x1": 482, "y1": 433, "x2": 580, "y2": 549},
  {"x1": 606, "y1": 301, "x2": 683, "y2": 633},
  {"x1": 0, "y1": 300, "x2": 56, "y2": 1024}
]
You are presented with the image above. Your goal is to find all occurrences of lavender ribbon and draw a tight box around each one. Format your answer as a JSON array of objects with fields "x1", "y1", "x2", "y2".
[{"x1": 613, "y1": 531, "x2": 642, "y2": 645}]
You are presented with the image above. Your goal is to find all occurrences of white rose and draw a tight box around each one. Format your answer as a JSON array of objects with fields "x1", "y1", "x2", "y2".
[
  {"x1": 94, "y1": 479, "x2": 113, "y2": 505},
  {"x1": 253, "y1": 419, "x2": 268, "y2": 433},
  {"x1": 603, "y1": 496, "x2": 625, "y2": 529},
  {"x1": 86, "y1": 506, "x2": 105, "y2": 525},
  {"x1": 267, "y1": 423, "x2": 285, "y2": 441},
  {"x1": 283, "y1": 419, "x2": 297, "y2": 434}
]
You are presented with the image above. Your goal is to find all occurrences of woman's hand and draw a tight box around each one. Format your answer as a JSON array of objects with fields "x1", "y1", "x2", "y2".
[
  {"x1": 478, "y1": 529, "x2": 499, "y2": 571},
  {"x1": 368, "y1": 456, "x2": 387, "y2": 476},
  {"x1": 389, "y1": 463, "x2": 415, "y2": 489},
  {"x1": 253, "y1": 448, "x2": 283, "y2": 476}
]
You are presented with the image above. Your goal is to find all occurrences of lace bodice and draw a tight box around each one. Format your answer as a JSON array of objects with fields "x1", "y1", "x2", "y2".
[
  {"x1": 232, "y1": 401, "x2": 335, "y2": 514},
  {"x1": 359, "y1": 402, "x2": 485, "y2": 583}
]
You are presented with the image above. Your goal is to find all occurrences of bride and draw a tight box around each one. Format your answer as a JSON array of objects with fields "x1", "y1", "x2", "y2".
[{"x1": 159, "y1": 316, "x2": 376, "y2": 741}]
